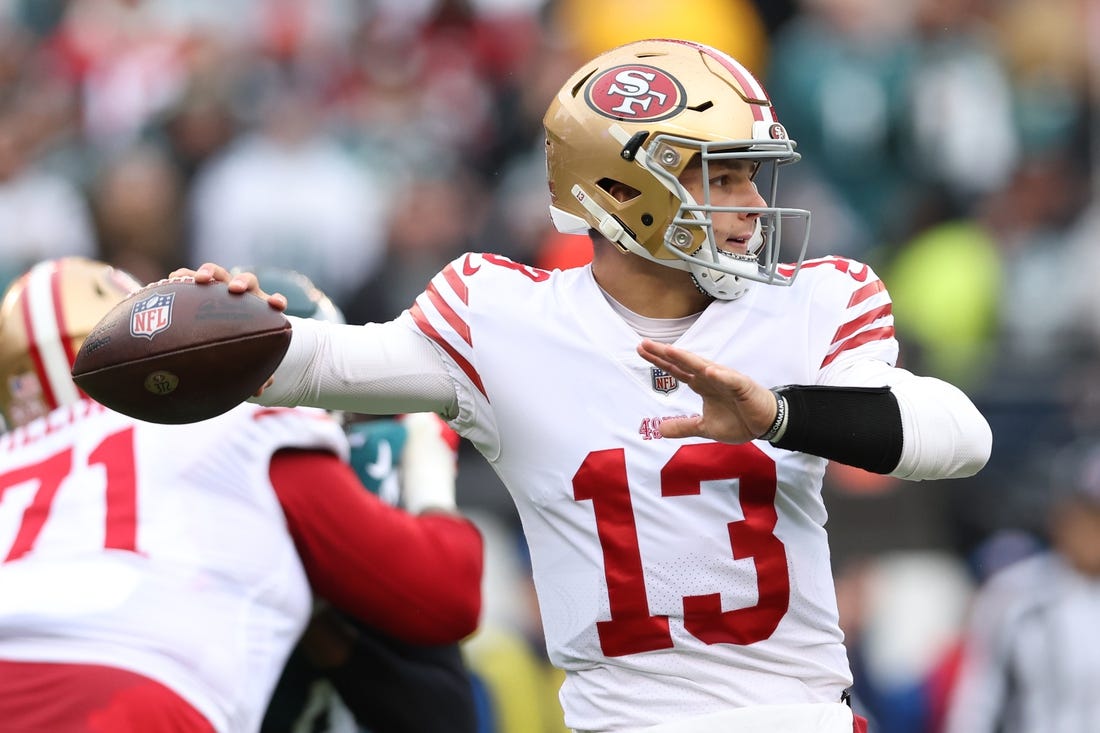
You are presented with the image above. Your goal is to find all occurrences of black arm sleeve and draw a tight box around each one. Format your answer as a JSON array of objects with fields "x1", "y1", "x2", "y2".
[
  {"x1": 261, "y1": 611, "x2": 478, "y2": 733},
  {"x1": 328, "y1": 617, "x2": 478, "y2": 733},
  {"x1": 771, "y1": 385, "x2": 903, "y2": 474}
]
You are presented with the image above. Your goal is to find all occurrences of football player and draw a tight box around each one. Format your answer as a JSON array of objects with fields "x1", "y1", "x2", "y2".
[
  {"x1": 175, "y1": 38, "x2": 991, "y2": 733},
  {"x1": 0, "y1": 257, "x2": 483, "y2": 732},
  {"x1": 247, "y1": 268, "x2": 478, "y2": 733}
]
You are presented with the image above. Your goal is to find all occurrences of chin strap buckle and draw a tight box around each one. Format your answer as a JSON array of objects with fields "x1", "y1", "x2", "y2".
[{"x1": 571, "y1": 185, "x2": 626, "y2": 242}]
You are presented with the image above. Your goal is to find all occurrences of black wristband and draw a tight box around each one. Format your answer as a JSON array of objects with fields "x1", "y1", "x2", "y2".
[
  {"x1": 758, "y1": 390, "x2": 787, "y2": 442},
  {"x1": 770, "y1": 385, "x2": 903, "y2": 474}
]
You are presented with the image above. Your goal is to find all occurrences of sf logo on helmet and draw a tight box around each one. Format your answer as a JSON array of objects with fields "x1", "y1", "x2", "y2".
[{"x1": 586, "y1": 65, "x2": 685, "y2": 122}]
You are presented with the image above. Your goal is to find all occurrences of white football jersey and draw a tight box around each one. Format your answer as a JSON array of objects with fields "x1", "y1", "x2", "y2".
[
  {"x1": 404, "y1": 253, "x2": 898, "y2": 730},
  {"x1": 0, "y1": 400, "x2": 349, "y2": 733}
]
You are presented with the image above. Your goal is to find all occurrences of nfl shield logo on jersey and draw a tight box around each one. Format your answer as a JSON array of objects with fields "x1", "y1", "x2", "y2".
[
  {"x1": 651, "y1": 367, "x2": 678, "y2": 394},
  {"x1": 130, "y1": 292, "x2": 174, "y2": 340}
]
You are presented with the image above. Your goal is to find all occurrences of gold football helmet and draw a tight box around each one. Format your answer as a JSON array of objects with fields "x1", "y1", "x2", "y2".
[
  {"x1": 544, "y1": 38, "x2": 811, "y2": 300},
  {"x1": 0, "y1": 257, "x2": 141, "y2": 429}
]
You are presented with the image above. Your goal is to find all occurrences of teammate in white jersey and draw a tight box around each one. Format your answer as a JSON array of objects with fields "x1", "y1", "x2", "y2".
[
  {"x1": 173, "y1": 38, "x2": 992, "y2": 733},
  {"x1": 0, "y1": 257, "x2": 483, "y2": 733}
]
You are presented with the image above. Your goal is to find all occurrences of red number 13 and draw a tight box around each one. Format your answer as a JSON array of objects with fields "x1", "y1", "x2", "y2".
[{"x1": 573, "y1": 442, "x2": 789, "y2": 657}]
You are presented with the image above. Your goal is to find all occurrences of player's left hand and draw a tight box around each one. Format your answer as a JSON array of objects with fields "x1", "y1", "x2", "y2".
[{"x1": 636, "y1": 338, "x2": 778, "y2": 444}]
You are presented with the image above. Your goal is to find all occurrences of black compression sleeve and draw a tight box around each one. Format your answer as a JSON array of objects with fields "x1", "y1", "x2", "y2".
[
  {"x1": 771, "y1": 385, "x2": 903, "y2": 474},
  {"x1": 328, "y1": 620, "x2": 478, "y2": 733}
]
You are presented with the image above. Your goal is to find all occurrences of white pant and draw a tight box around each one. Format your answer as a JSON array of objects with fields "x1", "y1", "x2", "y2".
[{"x1": 575, "y1": 702, "x2": 855, "y2": 733}]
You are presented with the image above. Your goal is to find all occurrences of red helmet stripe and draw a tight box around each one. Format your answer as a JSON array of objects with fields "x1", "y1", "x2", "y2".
[
  {"x1": 20, "y1": 263, "x2": 60, "y2": 410},
  {"x1": 20, "y1": 261, "x2": 83, "y2": 410},
  {"x1": 656, "y1": 38, "x2": 775, "y2": 123},
  {"x1": 52, "y1": 268, "x2": 80, "y2": 369}
]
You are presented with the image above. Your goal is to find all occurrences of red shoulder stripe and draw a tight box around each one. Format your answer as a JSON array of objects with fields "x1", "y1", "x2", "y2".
[
  {"x1": 426, "y1": 281, "x2": 471, "y2": 346},
  {"x1": 410, "y1": 302, "x2": 488, "y2": 401},
  {"x1": 821, "y1": 326, "x2": 896, "y2": 368},
  {"x1": 831, "y1": 303, "x2": 892, "y2": 345},
  {"x1": 441, "y1": 263, "x2": 469, "y2": 305},
  {"x1": 848, "y1": 279, "x2": 886, "y2": 307}
]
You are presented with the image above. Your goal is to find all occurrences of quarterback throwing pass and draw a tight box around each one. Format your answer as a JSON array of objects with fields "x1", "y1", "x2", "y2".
[{"x1": 176, "y1": 38, "x2": 991, "y2": 733}]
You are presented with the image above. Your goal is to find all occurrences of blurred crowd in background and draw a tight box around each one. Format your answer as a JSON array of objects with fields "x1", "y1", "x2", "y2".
[{"x1": 0, "y1": 0, "x2": 1096, "y2": 731}]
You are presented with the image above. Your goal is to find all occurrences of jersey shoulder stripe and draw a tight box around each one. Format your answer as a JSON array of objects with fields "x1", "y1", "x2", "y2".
[
  {"x1": 848, "y1": 279, "x2": 886, "y2": 307},
  {"x1": 425, "y1": 280, "x2": 471, "y2": 346},
  {"x1": 821, "y1": 325, "x2": 896, "y2": 368},
  {"x1": 791, "y1": 256, "x2": 897, "y2": 369},
  {"x1": 441, "y1": 261, "x2": 469, "y2": 304},
  {"x1": 409, "y1": 253, "x2": 551, "y2": 404},
  {"x1": 410, "y1": 300, "x2": 488, "y2": 401}
]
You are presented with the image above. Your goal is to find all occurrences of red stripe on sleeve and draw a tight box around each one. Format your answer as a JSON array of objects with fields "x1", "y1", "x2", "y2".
[
  {"x1": 410, "y1": 302, "x2": 488, "y2": 401},
  {"x1": 441, "y1": 263, "x2": 468, "y2": 304},
  {"x1": 426, "y1": 282, "x2": 472, "y2": 346},
  {"x1": 821, "y1": 326, "x2": 896, "y2": 368},
  {"x1": 270, "y1": 450, "x2": 483, "y2": 645},
  {"x1": 831, "y1": 303, "x2": 892, "y2": 344},
  {"x1": 848, "y1": 279, "x2": 886, "y2": 308}
]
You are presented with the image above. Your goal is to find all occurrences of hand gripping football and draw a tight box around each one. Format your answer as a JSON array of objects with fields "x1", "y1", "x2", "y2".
[{"x1": 71, "y1": 278, "x2": 291, "y2": 424}]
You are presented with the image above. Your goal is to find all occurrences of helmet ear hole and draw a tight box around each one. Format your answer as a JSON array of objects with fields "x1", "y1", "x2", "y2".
[{"x1": 599, "y1": 178, "x2": 640, "y2": 203}]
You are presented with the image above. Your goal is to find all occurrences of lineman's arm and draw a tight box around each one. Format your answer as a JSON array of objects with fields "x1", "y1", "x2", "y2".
[{"x1": 270, "y1": 449, "x2": 482, "y2": 645}]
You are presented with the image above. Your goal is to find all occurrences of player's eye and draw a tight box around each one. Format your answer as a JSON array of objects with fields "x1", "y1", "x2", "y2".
[{"x1": 710, "y1": 161, "x2": 761, "y2": 188}]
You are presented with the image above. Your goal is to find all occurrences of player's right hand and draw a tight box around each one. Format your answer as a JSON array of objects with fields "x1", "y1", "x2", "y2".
[
  {"x1": 169, "y1": 263, "x2": 288, "y2": 312},
  {"x1": 170, "y1": 263, "x2": 287, "y2": 398},
  {"x1": 637, "y1": 338, "x2": 778, "y2": 444}
]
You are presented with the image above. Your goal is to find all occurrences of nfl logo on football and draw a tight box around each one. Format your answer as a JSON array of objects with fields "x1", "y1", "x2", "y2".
[
  {"x1": 130, "y1": 292, "x2": 175, "y2": 340},
  {"x1": 651, "y1": 367, "x2": 678, "y2": 394}
]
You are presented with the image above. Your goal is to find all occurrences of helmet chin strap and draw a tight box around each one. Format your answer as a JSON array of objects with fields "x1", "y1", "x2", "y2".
[{"x1": 688, "y1": 220, "x2": 763, "y2": 301}]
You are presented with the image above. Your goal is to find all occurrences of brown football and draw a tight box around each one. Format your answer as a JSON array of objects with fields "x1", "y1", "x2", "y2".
[{"x1": 71, "y1": 278, "x2": 291, "y2": 424}]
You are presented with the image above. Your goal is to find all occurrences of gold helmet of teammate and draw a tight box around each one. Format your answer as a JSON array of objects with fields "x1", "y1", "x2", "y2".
[
  {"x1": 0, "y1": 257, "x2": 141, "y2": 429},
  {"x1": 543, "y1": 38, "x2": 811, "y2": 300}
]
